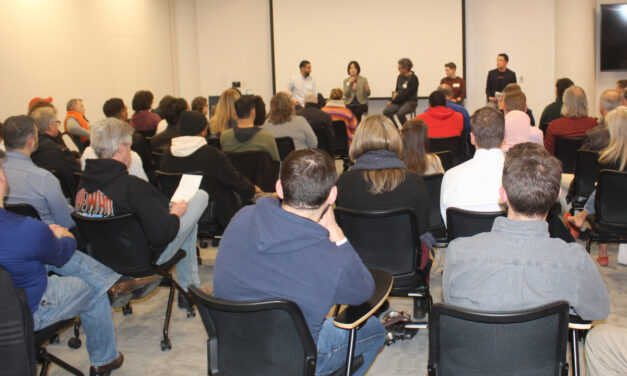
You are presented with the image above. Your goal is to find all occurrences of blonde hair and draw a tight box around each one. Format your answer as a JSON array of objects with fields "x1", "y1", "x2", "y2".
[
  {"x1": 561, "y1": 86, "x2": 588, "y2": 118},
  {"x1": 268, "y1": 92, "x2": 295, "y2": 124},
  {"x1": 209, "y1": 89, "x2": 240, "y2": 134},
  {"x1": 599, "y1": 106, "x2": 627, "y2": 171},
  {"x1": 329, "y1": 88, "x2": 343, "y2": 101},
  {"x1": 349, "y1": 114, "x2": 405, "y2": 194}
]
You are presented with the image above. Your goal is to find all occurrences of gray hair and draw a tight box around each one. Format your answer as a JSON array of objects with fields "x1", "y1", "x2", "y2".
[
  {"x1": 30, "y1": 106, "x2": 57, "y2": 133},
  {"x1": 91, "y1": 118, "x2": 134, "y2": 159},
  {"x1": 66, "y1": 98, "x2": 82, "y2": 111},
  {"x1": 304, "y1": 93, "x2": 318, "y2": 104},
  {"x1": 561, "y1": 86, "x2": 588, "y2": 117},
  {"x1": 600, "y1": 89, "x2": 621, "y2": 114},
  {"x1": 438, "y1": 84, "x2": 453, "y2": 98}
]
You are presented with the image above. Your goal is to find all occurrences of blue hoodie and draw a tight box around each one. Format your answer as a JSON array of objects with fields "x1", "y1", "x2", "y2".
[{"x1": 213, "y1": 197, "x2": 374, "y2": 342}]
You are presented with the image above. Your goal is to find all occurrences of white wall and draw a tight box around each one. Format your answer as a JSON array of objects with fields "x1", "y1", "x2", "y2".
[{"x1": 0, "y1": 0, "x2": 174, "y2": 120}]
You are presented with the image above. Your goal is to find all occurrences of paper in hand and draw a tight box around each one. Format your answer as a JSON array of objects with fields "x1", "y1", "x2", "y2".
[{"x1": 171, "y1": 174, "x2": 202, "y2": 203}]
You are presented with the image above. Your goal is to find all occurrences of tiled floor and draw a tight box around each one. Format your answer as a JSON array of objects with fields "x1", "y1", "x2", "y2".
[{"x1": 46, "y1": 242, "x2": 625, "y2": 375}]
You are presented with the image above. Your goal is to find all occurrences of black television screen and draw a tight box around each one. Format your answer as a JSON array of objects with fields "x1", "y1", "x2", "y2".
[{"x1": 600, "y1": 4, "x2": 627, "y2": 71}]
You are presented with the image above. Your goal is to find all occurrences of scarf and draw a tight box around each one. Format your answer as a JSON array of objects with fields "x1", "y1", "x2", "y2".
[
  {"x1": 351, "y1": 149, "x2": 406, "y2": 170},
  {"x1": 64, "y1": 111, "x2": 90, "y2": 143}
]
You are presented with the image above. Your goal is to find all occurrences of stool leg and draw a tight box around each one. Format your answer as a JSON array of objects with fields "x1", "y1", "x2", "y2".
[
  {"x1": 345, "y1": 328, "x2": 356, "y2": 376},
  {"x1": 570, "y1": 329, "x2": 579, "y2": 376}
]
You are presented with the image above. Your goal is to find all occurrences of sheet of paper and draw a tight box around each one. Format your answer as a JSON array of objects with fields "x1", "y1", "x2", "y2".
[{"x1": 171, "y1": 174, "x2": 202, "y2": 203}]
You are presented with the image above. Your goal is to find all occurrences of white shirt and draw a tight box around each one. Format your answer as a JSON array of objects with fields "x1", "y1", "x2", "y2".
[
  {"x1": 287, "y1": 74, "x2": 317, "y2": 106},
  {"x1": 440, "y1": 148, "x2": 506, "y2": 225},
  {"x1": 81, "y1": 146, "x2": 148, "y2": 181}
]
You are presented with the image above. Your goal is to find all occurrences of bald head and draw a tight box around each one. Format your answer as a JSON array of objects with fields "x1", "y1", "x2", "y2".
[{"x1": 599, "y1": 89, "x2": 621, "y2": 117}]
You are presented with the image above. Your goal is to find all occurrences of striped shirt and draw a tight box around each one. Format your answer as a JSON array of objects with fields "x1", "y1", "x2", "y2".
[{"x1": 322, "y1": 103, "x2": 358, "y2": 144}]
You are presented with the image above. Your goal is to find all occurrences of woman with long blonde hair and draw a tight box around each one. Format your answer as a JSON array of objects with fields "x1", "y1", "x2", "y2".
[{"x1": 209, "y1": 88, "x2": 240, "y2": 136}]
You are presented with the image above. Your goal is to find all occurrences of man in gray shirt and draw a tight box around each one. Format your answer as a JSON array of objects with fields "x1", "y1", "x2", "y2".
[{"x1": 443, "y1": 142, "x2": 609, "y2": 321}]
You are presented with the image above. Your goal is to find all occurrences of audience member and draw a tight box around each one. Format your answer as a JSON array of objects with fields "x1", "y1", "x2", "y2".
[
  {"x1": 539, "y1": 78, "x2": 574, "y2": 133},
  {"x1": 416, "y1": 90, "x2": 463, "y2": 138},
  {"x1": 440, "y1": 107, "x2": 505, "y2": 224},
  {"x1": 585, "y1": 325, "x2": 627, "y2": 376},
  {"x1": 443, "y1": 142, "x2": 610, "y2": 321},
  {"x1": 129, "y1": 90, "x2": 160, "y2": 134},
  {"x1": 220, "y1": 95, "x2": 279, "y2": 161},
  {"x1": 566, "y1": 106, "x2": 627, "y2": 266},
  {"x1": 343, "y1": 60, "x2": 370, "y2": 122},
  {"x1": 440, "y1": 62, "x2": 465, "y2": 104},
  {"x1": 501, "y1": 91, "x2": 543, "y2": 151},
  {"x1": 582, "y1": 89, "x2": 621, "y2": 151},
  {"x1": 191, "y1": 96, "x2": 208, "y2": 116},
  {"x1": 30, "y1": 105, "x2": 82, "y2": 198},
  {"x1": 498, "y1": 83, "x2": 536, "y2": 125},
  {"x1": 213, "y1": 148, "x2": 385, "y2": 376},
  {"x1": 154, "y1": 94, "x2": 174, "y2": 134},
  {"x1": 544, "y1": 86, "x2": 597, "y2": 154},
  {"x1": 75, "y1": 118, "x2": 208, "y2": 308},
  {"x1": 617, "y1": 79, "x2": 627, "y2": 93},
  {"x1": 486, "y1": 53, "x2": 516, "y2": 104},
  {"x1": 287, "y1": 60, "x2": 317, "y2": 107},
  {"x1": 27, "y1": 96, "x2": 53, "y2": 115},
  {"x1": 437, "y1": 84, "x2": 470, "y2": 135},
  {"x1": 209, "y1": 88, "x2": 240, "y2": 137},
  {"x1": 322, "y1": 88, "x2": 358, "y2": 144},
  {"x1": 64, "y1": 98, "x2": 90, "y2": 152},
  {"x1": 251, "y1": 95, "x2": 267, "y2": 126},
  {"x1": 263, "y1": 92, "x2": 317, "y2": 149},
  {"x1": 401, "y1": 119, "x2": 444, "y2": 175},
  {"x1": 298, "y1": 93, "x2": 334, "y2": 154},
  {"x1": 2, "y1": 115, "x2": 74, "y2": 228},
  {"x1": 160, "y1": 110, "x2": 259, "y2": 228},
  {"x1": 150, "y1": 97, "x2": 188, "y2": 153},
  {"x1": 102, "y1": 98, "x2": 128, "y2": 120},
  {"x1": 383, "y1": 58, "x2": 419, "y2": 126}
]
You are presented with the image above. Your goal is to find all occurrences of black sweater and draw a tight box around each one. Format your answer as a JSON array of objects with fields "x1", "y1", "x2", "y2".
[
  {"x1": 31, "y1": 133, "x2": 81, "y2": 198},
  {"x1": 485, "y1": 68, "x2": 517, "y2": 100},
  {"x1": 392, "y1": 73, "x2": 419, "y2": 104},
  {"x1": 335, "y1": 169, "x2": 430, "y2": 234}
]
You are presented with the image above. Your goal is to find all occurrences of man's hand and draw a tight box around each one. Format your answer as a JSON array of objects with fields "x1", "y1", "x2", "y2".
[
  {"x1": 392, "y1": 92, "x2": 398, "y2": 100},
  {"x1": 318, "y1": 206, "x2": 345, "y2": 243},
  {"x1": 170, "y1": 200, "x2": 188, "y2": 218},
  {"x1": 49, "y1": 224, "x2": 75, "y2": 240}
]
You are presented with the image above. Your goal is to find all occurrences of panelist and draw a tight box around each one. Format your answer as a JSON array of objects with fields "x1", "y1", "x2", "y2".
[
  {"x1": 287, "y1": 60, "x2": 317, "y2": 108},
  {"x1": 383, "y1": 58, "x2": 419, "y2": 127},
  {"x1": 485, "y1": 53, "x2": 516, "y2": 104},
  {"x1": 440, "y1": 62, "x2": 465, "y2": 104},
  {"x1": 343, "y1": 60, "x2": 370, "y2": 122}
]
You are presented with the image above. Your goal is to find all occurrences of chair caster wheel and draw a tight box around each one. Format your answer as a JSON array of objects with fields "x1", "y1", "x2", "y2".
[
  {"x1": 199, "y1": 240, "x2": 209, "y2": 248},
  {"x1": 68, "y1": 337, "x2": 82, "y2": 349},
  {"x1": 161, "y1": 339, "x2": 171, "y2": 351},
  {"x1": 50, "y1": 334, "x2": 60, "y2": 344},
  {"x1": 211, "y1": 239, "x2": 220, "y2": 247},
  {"x1": 122, "y1": 304, "x2": 133, "y2": 315},
  {"x1": 186, "y1": 308, "x2": 196, "y2": 318}
]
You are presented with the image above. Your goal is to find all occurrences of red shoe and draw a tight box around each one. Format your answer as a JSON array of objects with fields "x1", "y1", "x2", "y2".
[
  {"x1": 564, "y1": 213, "x2": 580, "y2": 239},
  {"x1": 597, "y1": 256, "x2": 609, "y2": 267}
]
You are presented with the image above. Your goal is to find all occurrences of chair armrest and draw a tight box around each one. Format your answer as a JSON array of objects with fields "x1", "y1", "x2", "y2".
[
  {"x1": 569, "y1": 314, "x2": 592, "y2": 330},
  {"x1": 333, "y1": 269, "x2": 393, "y2": 330}
]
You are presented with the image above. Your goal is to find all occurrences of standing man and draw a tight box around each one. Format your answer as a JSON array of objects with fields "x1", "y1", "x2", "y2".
[
  {"x1": 287, "y1": 60, "x2": 317, "y2": 108},
  {"x1": 383, "y1": 58, "x2": 419, "y2": 127},
  {"x1": 485, "y1": 53, "x2": 517, "y2": 105},
  {"x1": 440, "y1": 62, "x2": 465, "y2": 104}
]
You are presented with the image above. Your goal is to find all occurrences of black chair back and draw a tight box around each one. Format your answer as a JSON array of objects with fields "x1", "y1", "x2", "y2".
[
  {"x1": 595, "y1": 170, "x2": 627, "y2": 228},
  {"x1": 554, "y1": 137, "x2": 583, "y2": 174},
  {"x1": 428, "y1": 137, "x2": 462, "y2": 166},
  {"x1": 226, "y1": 151, "x2": 280, "y2": 192},
  {"x1": 423, "y1": 174, "x2": 447, "y2": 242},
  {"x1": 573, "y1": 150, "x2": 599, "y2": 197},
  {"x1": 312, "y1": 127, "x2": 333, "y2": 156},
  {"x1": 4, "y1": 203, "x2": 41, "y2": 220},
  {"x1": 275, "y1": 137, "x2": 295, "y2": 161},
  {"x1": 189, "y1": 287, "x2": 317, "y2": 376},
  {"x1": 433, "y1": 151, "x2": 453, "y2": 172},
  {"x1": 332, "y1": 120, "x2": 349, "y2": 158},
  {"x1": 428, "y1": 301, "x2": 569, "y2": 376},
  {"x1": 71, "y1": 213, "x2": 154, "y2": 277},
  {"x1": 207, "y1": 137, "x2": 221, "y2": 150},
  {"x1": 446, "y1": 207, "x2": 505, "y2": 241}
]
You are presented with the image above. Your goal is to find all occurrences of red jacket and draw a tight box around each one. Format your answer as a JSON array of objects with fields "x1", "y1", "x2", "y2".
[
  {"x1": 544, "y1": 116, "x2": 597, "y2": 154},
  {"x1": 416, "y1": 106, "x2": 463, "y2": 138}
]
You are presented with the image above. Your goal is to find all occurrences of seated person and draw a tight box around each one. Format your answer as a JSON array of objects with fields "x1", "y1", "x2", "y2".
[
  {"x1": 401, "y1": 119, "x2": 445, "y2": 175},
  {"x1": 298, "y1": 93, "x2": 335, "y2": 154},
  {"x1": 63, "y1": 98, "x2": 91, "y2": 153},
  {"x1": 2, "y1": 115, "x2": 74, "y2": 228},
  {"x1": 209, "y1": 88, "x2": 240, "y2": 138},
  {"x1": 440, "y1": 107, "x2": 506, "y2": 224},
  {"x1": 150, "y1": 97, "x2": 188, "y2": 153},
  {"x1": 501, "y1": 91, "x2": 543, "y2": 151},
  {"x1": 415, "y1": 90, "x2": 463, "y2": 138},
  {"x1": 443, "y1": 142, "x2": 610, "y2": 321},
  {"x1": 220, "y1": 95, "x2": 280, "y2": 161},
  {"x1": 582, "y1": 89, "x2": 621, "y2": 151},
  {"x1": 160, "y1": 110, "x2": 260, "y2": 228},
  {"x1": 74, "y1": 118, "x2": 209, "y2": 307},
  {"x1": 383, "y1": 58, "x2": 418, "y2": 126},
  {"x1": 129, "y1": 90, "x2": 160, "y2": 134},
  {"x1": 544, "y1": 86, "x2": 598, "y2": 154},
  {"x1": 497, "y1": 83, "x2": 536, "y2": 125},
  {"x1": 437, "y1": 85, "x2": 470, "y2": 135},
  {"x1": 213, "y1": 148, "x2": 386, "y2": 376},
  {"x1": 30, "y1": 105, "x2": 81, "y2": 199},
  {"x1": 0, "y1": 161, "x2": 158, "y2": 376},
  {"x1": 539, "y1": 78, "x2": 574, "y2": 134},
  {"x1": 321, "y1": 88, "x2": 357, "y2": 145},
  {"x1": 263, "y1": 92, "x2": 317, "y2": 150},
  {"x1": 585, "y1": 325, "x2": 627, "y2": 376}
]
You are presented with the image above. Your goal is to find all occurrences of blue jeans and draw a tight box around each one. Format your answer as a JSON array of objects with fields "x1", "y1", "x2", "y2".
[
  {"x1": 156, "y1": 190, "x2": 208, "y2": 291},
  {"x1": 35, "y1": 250, "x2": 121, "y2": 366},
  {"x1": 584, "y1": 190, "x2": 596, "y2": 214},
  {"x1": 315, "y1": 316, "x2": 386, "y2": 376}
]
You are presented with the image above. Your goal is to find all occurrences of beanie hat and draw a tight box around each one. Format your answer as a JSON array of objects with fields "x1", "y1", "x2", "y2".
[{"x1": 179, "y1": 110, "x2": 207, "y2": 136}]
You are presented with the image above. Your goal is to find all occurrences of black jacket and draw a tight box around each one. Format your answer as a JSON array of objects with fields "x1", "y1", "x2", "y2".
[
  {"x1": 160, "y1": 144, "x2": 255, "y2": 228},
  {"x1": 76, "y1": 159, "x2": 179, "y2": 255},
  {"x1": 297, "y1": 103, "x2": 335, "y2": 154},
  {"x1": 150, "y1": 126, "x2": 180, "y2": 153},
  {"x1": 486, "y1": 68, "x2": 517, "y2": 100},
  {"x1": 392, "y1": 73, "x2": 419, "y2": 104},
  {"x1": 31, "y1": 133, "x2": 81, "y2": 199}
]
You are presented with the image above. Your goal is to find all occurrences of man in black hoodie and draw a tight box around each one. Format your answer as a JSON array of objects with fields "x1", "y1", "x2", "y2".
[
  {"x1": 383, "y1": 58, "x2": 419, "y2": 127},
  {"x1": 75, "y1": 118, "x2": 209, "y2": 306}
]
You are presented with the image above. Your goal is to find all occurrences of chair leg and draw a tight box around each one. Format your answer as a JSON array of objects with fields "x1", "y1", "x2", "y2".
[
  {"x1": 45, "y1": 352, "x2": 84, "y2": 376},
  {"x1": 585, "y1": 238, "x2": 592, "y2": 253},
  {"x1": 344, "y1": 328, "x2": 357, "y2": 376},
  {"x1": 38, "y1": 351, "x2": 51, "y2": 376},
  {"x1": 570, "y1": 329, "x2": 580, "y2": 376},
  {"x1": 170, "y1": 277, "x2": 196, "y2": 318},
  {"x1": 161, "y1": 282, "x2": 175, "y2": 351},
  {"x1": 38, "y1": 347, "x2": 84, "y2": 376}
]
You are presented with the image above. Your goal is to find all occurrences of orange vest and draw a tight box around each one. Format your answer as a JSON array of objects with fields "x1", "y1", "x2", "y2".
[{"x1": 64, "y1": 111, "x2": 90, "y2": 143}]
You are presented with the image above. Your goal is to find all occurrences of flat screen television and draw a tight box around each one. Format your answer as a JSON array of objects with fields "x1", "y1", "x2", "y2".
[{"x1": 600, "y1": 3, "x2": 627, "y2": 71}]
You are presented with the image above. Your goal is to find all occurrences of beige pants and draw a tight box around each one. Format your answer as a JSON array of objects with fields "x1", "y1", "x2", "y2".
[
  {"x1": 559, "y1": 173, "x2": 574, "y2": 213},
  {"x1": 585, "y1": 325, "x2": 627, "y2": 376}
]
